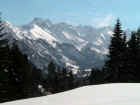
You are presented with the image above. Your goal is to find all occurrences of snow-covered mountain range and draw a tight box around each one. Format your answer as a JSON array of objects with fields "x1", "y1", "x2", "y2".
[{"x1": 3, "y1": 18, "x2": 113, "y2": 70}]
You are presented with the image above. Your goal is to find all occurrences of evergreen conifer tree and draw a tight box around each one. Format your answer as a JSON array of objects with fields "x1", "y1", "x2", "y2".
[
  {"x1": 0, "y1": 15, "x2": 15, "y2": 102},
  {"x1": 10, "y1": 44, "x2": 33, "y2": 98},
  {"x1": 127, "y1": 31, "x2": 140, "y2": 82},
  {"x1": 104, "y1": 19, "x2": 127, "y2": 82},
  {"x1": 89, "y1": 68, "x2": 95, "y2": 85},
  {"x1": 47, "y1": 61, "x2": 57, "y2": 93},
  {"x1": 68, "y1": 70, "x2": 74, "y2": 89}
]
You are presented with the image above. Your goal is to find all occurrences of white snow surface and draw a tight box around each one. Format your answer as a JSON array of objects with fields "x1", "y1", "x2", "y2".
[{"x1": 1, "y1": 83, "x2": 140, "y2": 105}]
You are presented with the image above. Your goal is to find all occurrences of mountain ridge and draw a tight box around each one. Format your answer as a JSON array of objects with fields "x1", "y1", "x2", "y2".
[{"x1": 3, "y1": 18, "x2": 113, "y2": 70}]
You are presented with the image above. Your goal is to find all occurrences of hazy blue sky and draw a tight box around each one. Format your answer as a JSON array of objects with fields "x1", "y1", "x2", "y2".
[{"x1": 0, "y1": 0, "x2": 140, "y2": 29}]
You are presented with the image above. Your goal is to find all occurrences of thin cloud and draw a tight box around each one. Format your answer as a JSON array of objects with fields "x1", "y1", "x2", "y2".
[{"x1": 92, "y1": 14, "x2": 115, "y2": 28}]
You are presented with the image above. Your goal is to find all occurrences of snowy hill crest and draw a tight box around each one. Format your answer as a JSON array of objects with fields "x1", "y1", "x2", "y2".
[{"x1": 1, "y1": 83, "x2": 140, "y2": 105}]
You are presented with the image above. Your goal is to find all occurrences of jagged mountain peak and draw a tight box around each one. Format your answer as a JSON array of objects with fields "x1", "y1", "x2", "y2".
[
  {"x1": 22, "y1": 18, "x2": 53, "y2": 30},
  {"x1": 31, "y1": 17, "x2": 53, "y2": 27}
]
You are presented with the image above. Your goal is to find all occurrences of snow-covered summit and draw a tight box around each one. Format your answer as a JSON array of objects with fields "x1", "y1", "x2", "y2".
[
  {"x1": 2, "y1": 18, "x2": 113, "y2": 70},
  {"x1": 1, "y1": 83, "x2": 140, "y2": 105}
]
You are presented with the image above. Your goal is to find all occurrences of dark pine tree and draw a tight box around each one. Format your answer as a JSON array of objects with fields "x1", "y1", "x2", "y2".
[
  {"x1": 0, "y1": 16, "x2": 15, "y2": 102},
  {"x1": 118, "y1": 32, "x2": 128, "y2": 82},
  {"x1": 46, "y1": 61, "x2": 58, "y2": 93},
  {"x1": 104, "y1": 19, "x2": 127, "y2": 82},
  {"x1": 89, "y1": 68, "x2": 104, "y2": 85},
  {"x1": 135, "y1": 28, "x2": 140, "y2": 81},
  {"x1": 60, "y1": 67, "x2": 68, "y2": 91},
  {"x1": 10, "y1": 44, "x2": 34, "y2": 98},
  {"x1": 126, "y1": 31, "x2": 140, "y2": 82},
  {"x1": 67, "y1": 70, "x2": 74, "y2": 90},
  {"x1": 89, "y1": 68, "x2": 95, "y2": 85}
]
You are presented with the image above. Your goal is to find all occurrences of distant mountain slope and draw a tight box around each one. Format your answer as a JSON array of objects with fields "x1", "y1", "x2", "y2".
[
  {"x1": 1, "y1": 83, "x2": 140, "y2": 105},
  {"x1": 3, "y1": 18, "x2": 113, "y2": 70}
]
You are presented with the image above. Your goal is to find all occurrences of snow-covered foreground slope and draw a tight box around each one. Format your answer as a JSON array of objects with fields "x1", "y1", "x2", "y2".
[{"x1": 2, "y1": 83, "x2": 140, "y2": 105}]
